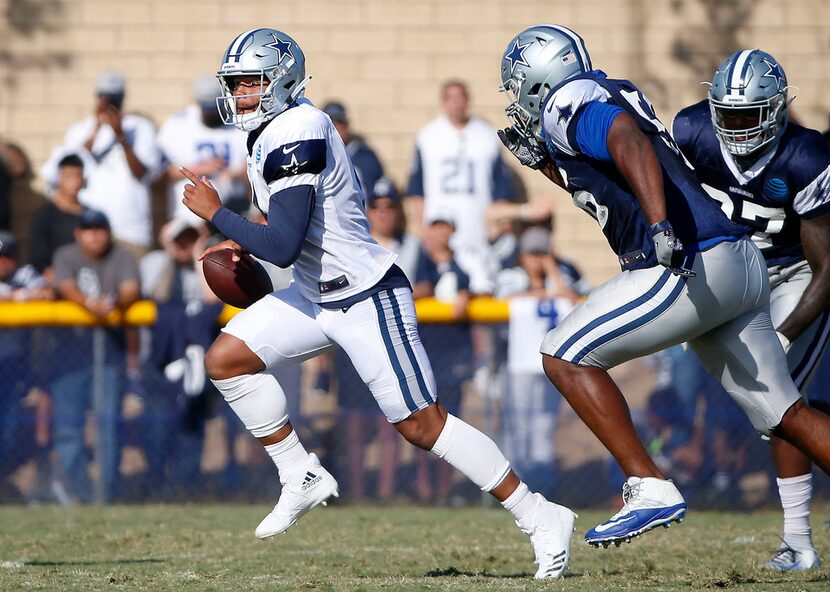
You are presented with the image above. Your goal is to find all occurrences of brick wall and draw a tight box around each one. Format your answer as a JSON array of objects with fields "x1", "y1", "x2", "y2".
[{"x1": 2, "y1": 0, "x2": 828, "y2": 284}]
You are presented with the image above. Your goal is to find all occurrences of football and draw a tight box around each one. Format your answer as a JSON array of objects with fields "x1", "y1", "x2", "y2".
[{"x1": 202, "y1": 249, "x2": 273, "y2": 308}]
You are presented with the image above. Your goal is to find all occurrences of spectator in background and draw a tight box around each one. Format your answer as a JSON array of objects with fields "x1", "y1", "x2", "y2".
[
  {"x1": 323, "y1": 101, "x2": 384, "y2": 200},
  {"x1": 366, "y1": 176, "x2": 420, "y2": 281},
  {"x1": 51, "y1": 209, "x2": 140, "y2": 503},
  {"x1": 41, "y1": 70, "x2": 162, "y2": 260},
  {"x1": 0, "y1": 231, "x2": 52, "y2": 500},
  {"x1": 406, "y1": 79, "x2": 516, "y2": 294},
  {"x1": 332, "y1": 177, "x2": 418, "y2": 501},
  {"x1": 485, "y1": 196, "x2": 555, "y2": 270},
  {"x1": 157, "y1": 75, "x2": 248, "y2": 222},
  {"x1": 139, "y1": 219, "x2": 222, "y2": 497},
  {"x1": 29, "y1": 154, "x2": 85, "y2": 279},
  {"x1": 411, "y1": 210, "x2": 474, "y2": 503},
  {"x1": 494, "y1": 227, "x2": 589, "y2": 498}
]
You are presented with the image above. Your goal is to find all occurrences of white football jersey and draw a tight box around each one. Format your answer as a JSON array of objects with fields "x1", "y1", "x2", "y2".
[
  {"x1": 157, "y1": 105, "x2": 247, "y2": 221},
  {"x1": 411, "y1": 115, "x2": 508, "y2": 251},
  {"x1": 247, "y1": 98, "x2": 396, "y2": 304}
]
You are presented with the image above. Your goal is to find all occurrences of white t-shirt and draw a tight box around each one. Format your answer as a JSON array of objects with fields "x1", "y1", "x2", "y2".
[
  {"x1": 246, "y1": 98, "x2": 396, "y2": 304},
  {"x1": 44, "y1": 114, "x2": 162, "y2": 247},
  {"x1": 409, "y1": 115, "x2": 512, "y2": 252},
  {"x1": 157, "y1": 105, "x2": 248, "y2": 222}
]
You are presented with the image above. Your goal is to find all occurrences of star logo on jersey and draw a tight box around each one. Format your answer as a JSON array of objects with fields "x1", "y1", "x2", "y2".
[
  {"x1": 258, "y1": 32, "x2": 293, "y2": 63},
  {"x1": 761, "y1": 58, "x2": 786, "y2": 90},
  {"x1": 281, "y1": 152, "x2": 308, "y2": 176},
  {"x1": 505, "y1": 38, "x2": 532, "y2": 74},
  {"x1": 557, "y1": 104, "x2": 573, "y2": 123}
]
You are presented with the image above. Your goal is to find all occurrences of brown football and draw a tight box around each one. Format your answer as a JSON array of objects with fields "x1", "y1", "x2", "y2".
[{"x1": 202, "y1": 249, "x2": 273, "y2": 308}]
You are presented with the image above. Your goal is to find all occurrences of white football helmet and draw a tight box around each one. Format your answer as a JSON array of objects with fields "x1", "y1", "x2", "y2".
[
  {"x1": 217, "y1": 28, "x2": 310, "y2": 131},
  {"x1": 707, "y1": 49, "x2": 791, "y2": 157},
  {"x1": 500, "y1": 25, "x2": 592, "y2": 140}
]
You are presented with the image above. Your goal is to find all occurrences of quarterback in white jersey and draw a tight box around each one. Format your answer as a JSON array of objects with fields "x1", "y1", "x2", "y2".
[
  {"x1": 180, "y1": 28, "x2": 576, "y2": 580},
  {"x1": 157, "y1": 75, "x2": 248, "y2": 223}
]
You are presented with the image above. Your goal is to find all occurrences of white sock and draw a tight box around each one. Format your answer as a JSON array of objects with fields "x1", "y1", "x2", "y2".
[
  {"x1": 430, "y1": 414, "x2": 511, "y2": 492},
  {"x1": 211, "y1": 372, "x2": 288, "y2": 438},
  {"x1": 264, "y1": 430, "x2": 311, "y2": 485},
  {"x1": 501, "y1": 481, "x2": 541, "y2": 532},
  {"x1": 778, "y1": 474, "x2": 813, "y2": 550}
]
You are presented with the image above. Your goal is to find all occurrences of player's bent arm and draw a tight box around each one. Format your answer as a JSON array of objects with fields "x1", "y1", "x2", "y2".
[
  {"x1": 606, "y1": 112, "x2": 667, "y2": 226},
  {"x1": 211, "y1": 185, "x2": 316, "y2": 268},
  {"x1": 116, "y1": 280, "x2": 141, "y2": 310},
  {"x1": 776, "y1": 213, "x2": 830, "y2": 342}
]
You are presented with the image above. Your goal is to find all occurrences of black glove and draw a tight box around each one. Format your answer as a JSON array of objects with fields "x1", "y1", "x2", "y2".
[
  {"x1": 497, "y1": 126, "x2": 550, "y2": 170},
  {"x1": 649, "y1": 219, "x2": 696, "y2": 277}
]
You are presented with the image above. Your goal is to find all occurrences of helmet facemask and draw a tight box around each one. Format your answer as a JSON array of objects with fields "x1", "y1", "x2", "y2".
[
  {"x1": 709, "y1": 91, "x2": 787, "y2": 157},
  {"x1": 217, "y1": 67, "x2": 310, "y2": 132}
]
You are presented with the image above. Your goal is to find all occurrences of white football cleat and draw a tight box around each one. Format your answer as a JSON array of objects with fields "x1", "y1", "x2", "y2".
[
  {"x1": 764, "y1": 544, "x2": 821, "y2": 571},
  {"x1": 519, "y1": 493, "x2": 577, "y2": 580},
  {"x1": 255, "y1": 453, "x2": 339, "y2": 539}
]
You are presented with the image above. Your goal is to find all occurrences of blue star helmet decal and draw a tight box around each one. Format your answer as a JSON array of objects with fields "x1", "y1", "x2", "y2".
[
  {"x1": 761, "y1": 58, "x2": 786, "y2": 90},
  {"x1": 505, "y1": 38, "x2": 532, "y2": 74},
  {"x1": 258, "y1": 32, "x2": 294, "y2": 63},
  {"x1": 557, "y1": 104, "x2": 573, "y2": 124}
]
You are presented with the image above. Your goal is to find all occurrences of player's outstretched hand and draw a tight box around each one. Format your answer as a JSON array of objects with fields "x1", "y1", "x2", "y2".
[
  {"x1": 649, "y1": 220, "x2": 696, "y2": 277},
  {"x1": 198, "y1": 239, "x2": 244, "y2": 263},
  {"x1": 181, "y1": 166, "x2": 222, "y2": 222},
  {"x1": 497, "y1": 126, "x2": 550, "y2": 170}
]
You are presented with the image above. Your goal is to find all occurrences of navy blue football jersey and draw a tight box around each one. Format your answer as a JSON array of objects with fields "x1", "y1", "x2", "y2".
[
  {"x1": 673, "y1": 100, "x2": 830, "y2": 268},
  {"x1": 540, "y1": 71, "x2": 747, "y2": 271}
]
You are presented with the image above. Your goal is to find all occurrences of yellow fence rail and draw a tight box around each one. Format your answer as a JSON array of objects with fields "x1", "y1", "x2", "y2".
[{"x1": 0, "y1": 297, "x2": 511, "y2": 328}]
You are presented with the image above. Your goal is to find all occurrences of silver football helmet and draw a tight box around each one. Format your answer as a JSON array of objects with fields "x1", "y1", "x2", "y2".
[
  {"x1": 500, "y1": 25, "x2": 592, "y2": 140},
  {"x1": 217, "y1": 28, "x2": 310, "y2": 131},
  {"x1": 708, "y1": 49, "x2": 790, "y2": 156}
]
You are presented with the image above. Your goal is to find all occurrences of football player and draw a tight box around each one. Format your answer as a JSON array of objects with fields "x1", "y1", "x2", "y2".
[
  {"x1": 180, "y1": 28, "x2": 576, "y2": 580},
  {"x1": 672, "y1": 50, "x2": 830, "y2": 570},
  {"x1": 498, "y1": 25, "x2": 830, "y2": 549}
]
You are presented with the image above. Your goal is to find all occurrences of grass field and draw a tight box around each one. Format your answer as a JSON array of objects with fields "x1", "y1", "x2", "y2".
[{"x1": 2, "y1": 504, "x2": 829, "y2": 591}]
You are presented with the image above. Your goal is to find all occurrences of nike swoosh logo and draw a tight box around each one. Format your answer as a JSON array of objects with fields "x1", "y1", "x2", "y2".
[
  {"x1": 593, "y1": 515, "x2": 635, "y2": 533},
  {"x1": 282, "y1": 143, "x2": 301, "y2": 154}
]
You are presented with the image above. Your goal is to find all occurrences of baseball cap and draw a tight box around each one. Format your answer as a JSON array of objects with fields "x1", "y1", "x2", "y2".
[
  {"x1": 166, "y1": 217, "x2": 201, "y2": 241},
  {"x1": 322, "y1": 101, "x2": 348, "y2": 124},
  {"x1": 519, "y1": 227, "x2": 551, "y2": 254},
  {"x1": 77, "y1": 208, "x2": 111, "y2": 230},
  {"x1": 95, "y1": 69, "x2": 126, "y2": 95},
  {"x1": 193, "y1": 74, "x2": 221, "y2": 109},
  {"x1": 425, "y1": 206, "x2": 456, "y2": 226},
  {"x1": 0, "y1": 231, "x2": 17, "y2": 257},
  {"x1": 367, "y1": 176, "x2": 400, "y2": 206}
]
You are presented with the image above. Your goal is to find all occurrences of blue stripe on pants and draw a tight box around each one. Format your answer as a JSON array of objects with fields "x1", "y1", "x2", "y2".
[
  {"x1": 372, "y1": 293, "x2": 418, "y2": 413},
  {"x1": 387, "y1": 290, "x2": 434, "y2": 405},
  {"x1": 572, "y1": 273, "x2": 686, "y2": 364},
  {"x1": 554, "y1": 270, "x2": 673, "y2": 360}
]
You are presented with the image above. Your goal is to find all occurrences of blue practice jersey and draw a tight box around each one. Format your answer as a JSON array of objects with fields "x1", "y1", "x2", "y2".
[
  {"x1": 540, "y1": 71, "x2": 747, "y2": 271},
  {"x1": 673, "y1": 100, "x2": 830, "y2": 268}
]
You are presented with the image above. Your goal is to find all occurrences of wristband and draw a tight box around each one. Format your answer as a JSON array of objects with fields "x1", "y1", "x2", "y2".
[{"x1": 648, "y1": 219, "x2": 672, "y2": 236}]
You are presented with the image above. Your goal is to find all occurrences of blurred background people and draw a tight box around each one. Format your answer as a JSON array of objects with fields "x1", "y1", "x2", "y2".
[
  {"x1": 157, "y1": 75, "x2": 249, "y2": 222},
  {"x1": 411, "y1": 210, "x2": 474, "y2": 503},
  {"x1": 137, "y1": 218, "x2": 223, "y2": 499},
  {"x1": 41, "y1": 70, "x2": 162, "y2": 260},
  {"x1": 323, "y1": 101, "x2": 385, "y2": 201},
  {"x1": 29, "y1": 154, "x2": 85, "y2": 280},
  {"x1": 406, "y1": 79, "x2": 516, "y2": 294},
  {"x1": 50, "y1": 209, "x2": 140, "y2": 503}
]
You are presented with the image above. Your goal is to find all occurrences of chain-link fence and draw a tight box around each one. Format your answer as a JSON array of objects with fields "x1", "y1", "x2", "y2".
[{"x1": 2, "y1": 301, "x2": 829, "y2": 509}]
